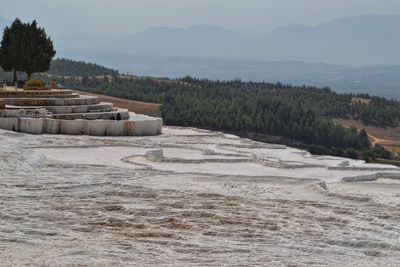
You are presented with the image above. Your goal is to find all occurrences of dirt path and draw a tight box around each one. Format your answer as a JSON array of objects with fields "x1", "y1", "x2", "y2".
[
  {"x1": 333, "y1": 118, "x2": 400, "y2": 152},
  {"x1": 368, "y1": 133, "x2": 390, "y2": 145}
]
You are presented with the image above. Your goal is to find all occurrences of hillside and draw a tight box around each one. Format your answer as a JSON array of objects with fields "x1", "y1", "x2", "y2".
[
  {"x1": 333, "y1": 118, "x2": 400, "y2": 154},
  {"x1": 5, "y1": 58, "x2": 400, "y2": 161},
  {"x1": 0, "y1": 58, "x2": 119, "y2": 80},
  {"x1": 55, "y1": 67, "x2": 399, "y2": 161},
  {"x1": 48, "y1": 58, "x2": 119, "y2": 77},
  {"x1": 114, "y1": 25, "x2": 250, "y2": 59}
]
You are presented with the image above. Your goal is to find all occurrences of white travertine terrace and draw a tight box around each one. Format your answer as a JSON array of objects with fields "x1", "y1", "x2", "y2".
[
  {"x1": 0, "y1": 89, "x2": 162, "y2": 136},
  {"x1": 0, "y1": 126, "x2": 399, "y2": 266}
]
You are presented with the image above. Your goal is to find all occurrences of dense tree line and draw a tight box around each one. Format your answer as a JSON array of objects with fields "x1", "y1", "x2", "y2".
[
  {"x1": 47, "y1": 58, "x2": 119, "y2": 77},
  {"x1": 0, "y1": 18, "x2": 55, "y2": 81},
  {"x1": 350, "y1": 95, "x2": 400, "y2": 126},
  {"x1": 1, "y1": 58, "x2": 119, "y2": 80}
]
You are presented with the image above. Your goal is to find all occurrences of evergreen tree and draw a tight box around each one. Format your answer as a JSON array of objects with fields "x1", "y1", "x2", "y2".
[
  {"x1": 359, "y1": 129, "x2": 370, "y2": 148},
  {"x1": 0, "y1": 18, "x2": 55, "y2": 80},
  {"x1": 19, "y1": 20, "x2": 56, "y2": 79},
  {"x1": 0, "y1": 18, "x2": 24, "y2": 81}
]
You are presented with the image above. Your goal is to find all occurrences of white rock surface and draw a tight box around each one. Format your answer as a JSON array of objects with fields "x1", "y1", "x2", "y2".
[
  {"x1": 0, "y1": 126, "x2": 400, "y2": 266},
  {"x1": 0, "y1": 113, "x2": 163, "y2": 136}
]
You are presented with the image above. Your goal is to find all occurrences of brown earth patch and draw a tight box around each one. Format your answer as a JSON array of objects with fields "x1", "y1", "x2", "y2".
[
  {"x1": 352, "y1": 97, "x2": 372, "y2": 105},
  {"x1": 73, "y1": 90, "x2": 162, "y2": 117},
  {"x1": 333, "y1": 118, "x2": 400, "y2": 153}
]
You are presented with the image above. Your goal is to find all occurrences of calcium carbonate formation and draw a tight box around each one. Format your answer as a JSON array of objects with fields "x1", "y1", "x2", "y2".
[{"x1": 0, "y1": 88, "x2": 162, "y2": 136}]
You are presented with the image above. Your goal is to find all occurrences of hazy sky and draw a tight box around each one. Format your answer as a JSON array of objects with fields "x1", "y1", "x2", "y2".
[{"x1": 1, "y1": 0, "x2": 400, "y2": 37}]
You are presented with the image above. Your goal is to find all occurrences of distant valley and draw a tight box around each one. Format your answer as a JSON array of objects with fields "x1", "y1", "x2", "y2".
[
  {"x1": 69, "y1": 53, "x2": 400, "y2": 99},
  {"x1": 2, "y1": 14, "x2": 400, "y2": 98}
]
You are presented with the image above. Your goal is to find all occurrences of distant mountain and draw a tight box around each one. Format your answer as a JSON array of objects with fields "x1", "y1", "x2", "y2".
[
  {"x1": 96, "y1": 14, "x2": 400, "y2": 65},
  {"x1": 113, "y1": 25, "x2": 253, "y2": 59},
  {"x1": 260, "y1": 14, "x2": 400, "y2": 65},
  {"x1": 4, "y1": 14, "x2": 400, "y2": 66}
]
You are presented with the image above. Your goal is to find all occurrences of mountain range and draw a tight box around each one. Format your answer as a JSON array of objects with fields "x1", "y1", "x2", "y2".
[
  {"x1": 259, "y1": 14, "x2": 400, "y2": 65},
  {"x1": 2, "y1": 14, "x2": 400, "y2": 66},
  {"x1": 2, "y1": 14, "x2": 400, "y2": 65},
  {"x1": 107, "y1": 14, "x2": 400, "y2": 66}
]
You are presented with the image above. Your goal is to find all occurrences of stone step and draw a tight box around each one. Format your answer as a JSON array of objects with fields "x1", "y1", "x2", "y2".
[
  {"x1": 3, "y1": 95, "x2": 100, "y2": 106},
  {"x1": 0, "y1": 89, "x2": 74, "y2": 96},
  {"x1": 0, "y1": 108, "x2": 48, "y2": 118},
  {"x1": 51, "y1": 109, "x2": 130, "y2": 120},
  {"x1": 86, "y1": 102, "x2": 115, "y2": 112},
  {"x1": 0, "y1": 115, "x2": 163, "y2": 136},
  {"x1": 7, "y1": 102, "x2": 114, "y2": 114},
  {"x1": 0, "y1": 93, "x2": 79, "y2": 99}
]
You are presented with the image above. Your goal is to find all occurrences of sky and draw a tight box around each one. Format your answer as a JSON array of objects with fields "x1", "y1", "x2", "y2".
[{"x1": 1, "y1": 0, "x2": 400, "y2": 37}]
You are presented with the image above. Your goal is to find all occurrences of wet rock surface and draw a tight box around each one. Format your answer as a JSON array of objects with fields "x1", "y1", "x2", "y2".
[{"x1": 0, "y1": 127, "x2": 400, "y2": 266}]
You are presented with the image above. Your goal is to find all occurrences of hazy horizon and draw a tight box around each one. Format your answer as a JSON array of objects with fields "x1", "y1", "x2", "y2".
[
  {"x1": 2, "y1": 0, "x2": 400, "y2": 37},
  {"x1": 3, "y1": 1, "x2": 400, "y2": 88}
]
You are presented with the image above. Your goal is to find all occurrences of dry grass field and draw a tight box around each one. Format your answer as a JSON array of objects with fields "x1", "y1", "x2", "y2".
[
  {"x1": 351, "y1": 97, "x2": 372, "y2": 105},
  {"x1": 333, "y1": 118, "x2": 400, "y2": 153}
]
